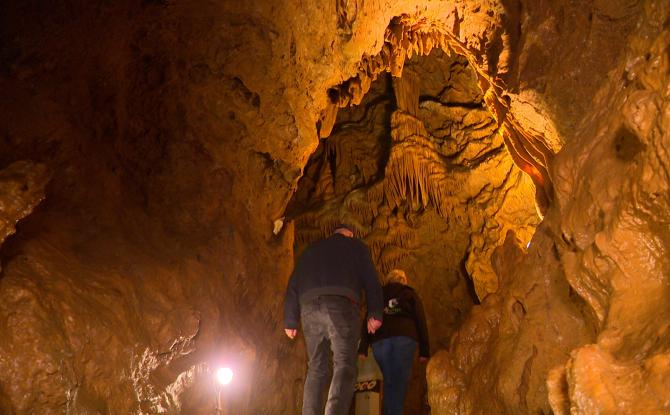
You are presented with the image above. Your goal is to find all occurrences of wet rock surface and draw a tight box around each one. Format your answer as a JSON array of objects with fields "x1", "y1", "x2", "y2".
[
  {"x1": 0, "y1": 0, "x2": 668, "y2": 413},
  {"x1": 288, "y1": 51, "x2": 540, "y2": 413}
]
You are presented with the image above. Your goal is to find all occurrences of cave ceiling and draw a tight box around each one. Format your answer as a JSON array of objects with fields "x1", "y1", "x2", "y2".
[
  {"x1": 0, "y1": 0, "x2": 669, "y2": 414},
  {"x1": 289, "y1": 49, "x2": 540, "y2": 300}
]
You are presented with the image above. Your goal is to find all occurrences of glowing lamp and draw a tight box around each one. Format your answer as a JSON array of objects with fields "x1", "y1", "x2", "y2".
[{"x1": 216, "y1": 367, "x2": 233, "y2": 386}]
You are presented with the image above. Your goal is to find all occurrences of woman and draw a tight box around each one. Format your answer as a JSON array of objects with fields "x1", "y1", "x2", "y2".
[{"x1": 358, "y1": 269, "x2": 430, "y2": 415}]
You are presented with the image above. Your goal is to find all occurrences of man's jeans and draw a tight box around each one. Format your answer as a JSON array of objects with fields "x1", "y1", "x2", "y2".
[
  {"x1": 301, "y1": 295, "x2": 360, "y2": 415},
  {"x1": 372, "y1": 336, "x2": 417, "y2": 415}
]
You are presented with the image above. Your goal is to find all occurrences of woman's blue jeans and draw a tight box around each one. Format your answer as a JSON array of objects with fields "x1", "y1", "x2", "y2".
[{"x1": 372, "y1": 336, "x2": 417, "y2": 415}]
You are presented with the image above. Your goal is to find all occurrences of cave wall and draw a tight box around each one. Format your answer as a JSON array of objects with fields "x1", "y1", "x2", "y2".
[
  {"x1": 288, "y1": 50, "x2": 541, "y2": 413},
  {"x1": 0, "y1": 2, "x2": 305, "y2": 413},
  {"x1": 0, "y1": 0, "x2": 667, "y2": 414},
  {"x1": 428, "y1": 1, "x2": 670, "y2": 413},
  {"x1": 289, "y1": 48, "x2": 539, "y2": 343},
  {"x1": 547, "y1": 3, "x2": 670, "y2": 410}
]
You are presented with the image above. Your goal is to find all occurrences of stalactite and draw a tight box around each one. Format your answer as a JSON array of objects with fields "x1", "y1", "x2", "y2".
[
  {"x1": 344, "y1": 190, "x2": 376, "y2": 226},
  {"x1": 318, "y1": 101, "x2": 339, "y2": 138},
  {"x1": 383, "y1": 111, "x2": 460, "y2": 217},
  {"x1": 316, "y1": 12, "x2": 557, "y2": 218},
  {"x1": 378, "y1": 245, "x2": 413, "y2": 275},
  {"x1": 366, "y1": 183, "x2": 384, "y2": 209},
  {"x1": 293, "y1": 27, "x2": 541, "y2": 303},
  {"x1": 319, "y1": 15, "x2": 553, "y2": 214},
  {"x1": 313, "y1": 158, "x2": 335, "y2": 200},
  {"x1": 500, "y1": 120, "x2": 553, "y2": 215}
]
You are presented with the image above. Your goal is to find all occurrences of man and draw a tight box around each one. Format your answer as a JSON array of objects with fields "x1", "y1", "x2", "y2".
[{"x1": 284, "y1": 224, "x2": 384, "y2": 415}]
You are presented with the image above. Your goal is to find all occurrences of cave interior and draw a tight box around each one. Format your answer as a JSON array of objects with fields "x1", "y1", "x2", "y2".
[{"x1": 1, "y1": 1, "x2": 670, "y2": 414}]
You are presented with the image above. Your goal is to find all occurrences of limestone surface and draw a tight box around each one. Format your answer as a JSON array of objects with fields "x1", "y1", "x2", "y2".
[{"x1": 0, "y1": 0, "x2": 668, "y2": 414}]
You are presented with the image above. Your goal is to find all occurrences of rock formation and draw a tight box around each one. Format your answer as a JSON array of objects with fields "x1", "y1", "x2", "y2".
[
  {"x1": 0, "y1": 0, "x2": 668, "y2": 414},
  {"x1": 289, "y1": 51, "x2": 543, "y2": 412},
  {"x1": 427, "y1": 1, "x2": 670, "y2": 414}
]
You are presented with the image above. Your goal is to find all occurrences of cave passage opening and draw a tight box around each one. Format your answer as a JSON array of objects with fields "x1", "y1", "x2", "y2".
[{"x1": 285, "y1": 43, "x2": 541, "y2": 413}]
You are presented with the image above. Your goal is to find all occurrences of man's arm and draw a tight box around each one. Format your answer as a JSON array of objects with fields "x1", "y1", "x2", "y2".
[{"x1": 358, "y1": 244, "x2": 384, "y2": 324}]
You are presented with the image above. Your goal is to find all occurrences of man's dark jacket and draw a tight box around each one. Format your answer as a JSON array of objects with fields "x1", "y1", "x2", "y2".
[{"x1": 284, "y1": 233, "x2": 384, "y2": 329}]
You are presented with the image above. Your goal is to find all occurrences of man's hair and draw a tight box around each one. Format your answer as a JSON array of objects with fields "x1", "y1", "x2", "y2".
[
  {"x1": 334, "y1": 223, "x2": 354, "y2": 233},
  {"x1": 386, "y1": 269, "x2": 408, "y2": 285}
]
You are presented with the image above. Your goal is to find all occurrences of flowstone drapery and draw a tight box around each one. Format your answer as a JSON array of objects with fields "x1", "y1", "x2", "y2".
[{"x1": 1, "y1": 0, "x2": 668, "y2": 413}]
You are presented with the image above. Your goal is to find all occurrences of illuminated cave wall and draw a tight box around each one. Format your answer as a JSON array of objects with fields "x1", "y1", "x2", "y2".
[
  {"x1": 0, "y1": 0, "x2": 669, "y2": 414},
  {"x1": 290, "y1": 48, "x2": 540, "y2": 351},
  {"x1": 291, "y1": 50, "x2": 540, "y2": 293},
  {"x1": 426, "y1": 3, "x2": 670, "y2": 414},
  {"x1": 288, "y1": 49, "x2": 540, "y2": 413}
]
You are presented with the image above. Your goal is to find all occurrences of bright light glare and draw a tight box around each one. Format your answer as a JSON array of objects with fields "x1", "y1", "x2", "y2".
[{"x1": 216, "y1": 367, "x2": 233, "y2": 386}]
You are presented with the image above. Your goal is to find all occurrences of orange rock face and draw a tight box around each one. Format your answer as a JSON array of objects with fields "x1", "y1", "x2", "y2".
[
  {"x1": 427, "y1": 1, "x2": 670, "y2": 414},
  {"x1": 288, "y1": 50, "x2": 539, "y2": 412},
  {"x1": 0, "y1": 0, "x2": 668, "y2": 414}
]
